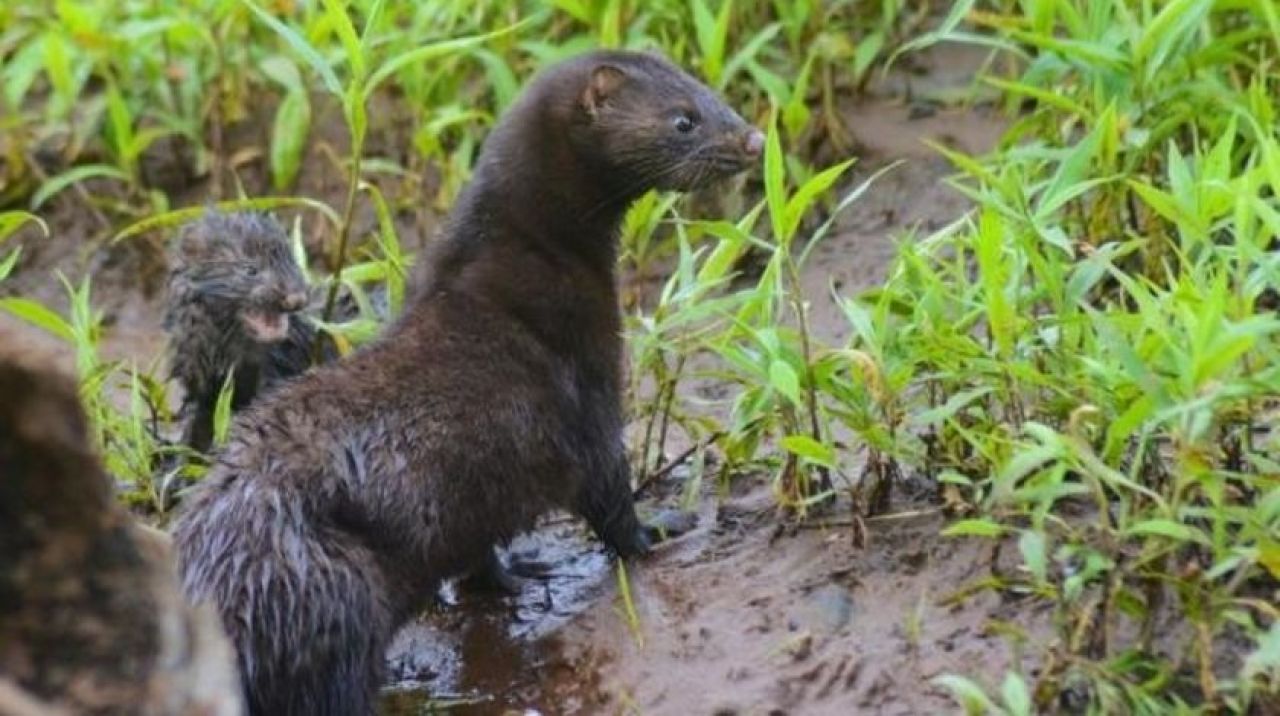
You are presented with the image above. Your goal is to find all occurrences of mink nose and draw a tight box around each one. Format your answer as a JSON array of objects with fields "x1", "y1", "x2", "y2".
[
  {"x1": 281, "y1": 292, "x2": 307, "y2": 312},
  {"x1": 742, "y1": 129, "x2": 765, "y2": 157}
]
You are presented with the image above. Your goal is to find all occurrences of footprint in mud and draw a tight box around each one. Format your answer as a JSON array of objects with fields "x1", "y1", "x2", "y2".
[{"x1": 380, "y1": 519, "x2": 616, "y2": 715}]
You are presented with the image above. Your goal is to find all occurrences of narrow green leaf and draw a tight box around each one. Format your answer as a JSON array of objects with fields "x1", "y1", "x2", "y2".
[
  {"x1": 779, "y1": 434, "x2": 836, "y2": 468},
  {"x1": 1018, "y1": 531, "x2": 1048, "y2": 584},
  {"x1": 763, "y1": 112, "x2": 787, "y2": 244},
  {"x1": 241, "y1": 0, "x2": 343, "y2": 96},
  {"x1": 362, "y1": 19, "x2": 533, "y2": 103},
  {"x1": 768, "y1": 359, "x2": 801, "y2": 405},
  {"x1": 212, "y1": 369, "x2": 236, "y2": 447},
  {"x1": 0, "y1": 211, "x2": 49, "y2": 243},
  {"x1": 1001, "y1": 672, "x2": 1033, "y2": 716},
  {"x1": 0, "y1": 298, "x2": 75, "y2": 342},
  {"x1": 270, "y1": 89, "x2": 312, "y2": 191},
  {"x1": 721, "y1": 23, "x2": 781, "y2": 89},
  {"x1": 784, "y1": 158, "x2": 856, "y2": 241},
  {"x1": 909, "y1": 386, "x2": 994, "y2": 428},
  {"x1": 1125, "y1": 519, "x2": 1209, "y2": 545},
  {"x1": 321, "y1": 0, "x2": 364, "y2": 80},
  {"x1": 941, "y1": 519, "x2": 1007, "y2": 538},
  {"x1": 0, "y1": 248, "x2": 21, "y2": 281},
  {"x1": 114, "y1": 197, "x2": 341, "y2": 243},
  {"x1": 31, "y1": 164, "x2": 130, "y2": 210},
  {"x1": 933, "y1": 673, "x2": 1001, "y2": 715}
]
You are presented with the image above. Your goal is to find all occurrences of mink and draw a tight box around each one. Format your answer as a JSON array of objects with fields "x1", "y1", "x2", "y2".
[
  {"x1": 174, "y1": 50, "x2": 763, "y2": 716},
  {"x1": 0, "y1": 334, "x2": 242, "y2": 716},
  {"x1": 163, "y1": 210, "x2": 329, "y2": 454}
]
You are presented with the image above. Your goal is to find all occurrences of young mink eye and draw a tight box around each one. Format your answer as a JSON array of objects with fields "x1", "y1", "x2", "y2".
[{"x1": 673, "y1": 113, "x2": 698, "y2": 133}]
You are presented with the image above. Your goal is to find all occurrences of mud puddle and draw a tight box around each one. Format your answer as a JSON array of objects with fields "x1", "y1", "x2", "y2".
[{"x1": 380, "y1": 521, "x2": 615, "y2": 714}]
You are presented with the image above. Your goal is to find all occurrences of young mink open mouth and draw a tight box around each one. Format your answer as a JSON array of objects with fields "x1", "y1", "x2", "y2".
[
  {"x1": 165, "y1": 210, "x2": 322, "y2": 455},
  {"x1": 239, "y1": 306, "x2": 294, "y2": 343}
]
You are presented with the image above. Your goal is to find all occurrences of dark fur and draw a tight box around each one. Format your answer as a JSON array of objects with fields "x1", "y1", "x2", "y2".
[
  {"x1": 0, "y1": 336, "x2": 242, "y2": 716},
  {"x1": 163, "y1": 210, "x2": 328, "y2": 453},
  {"x1": 174, "y1": 50, "x2": 762, "y2": 716}
]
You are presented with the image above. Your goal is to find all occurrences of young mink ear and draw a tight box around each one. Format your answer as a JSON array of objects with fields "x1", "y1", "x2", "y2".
[
  {"x1": 174, "y1": 224, "x2": 216, "y2": 265},
  {"x1": 582, "y1": 64, "x2": 627, "y2": 117}
]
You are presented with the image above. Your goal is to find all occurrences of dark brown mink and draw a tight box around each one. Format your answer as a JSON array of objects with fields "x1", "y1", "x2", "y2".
[
  {"x1": 173, "y1": 49, "x2": 763, "y2": 716},
  {"x1": 163, "y1": 210, "x2": 331, "y2": 454},
  {"x1": 0, "y1": 331, "x2": 243, "y2": 716}
]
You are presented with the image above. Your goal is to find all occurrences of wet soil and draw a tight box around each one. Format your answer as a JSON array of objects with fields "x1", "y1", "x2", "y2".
[{"x1": 1, "y1": 41, "x2": 1033, "y2": 716}]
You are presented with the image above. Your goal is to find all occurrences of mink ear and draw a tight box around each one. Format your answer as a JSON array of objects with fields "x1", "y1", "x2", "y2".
[
  {"x1": 175, "y1": 223, "x2": 220, "y2": 265},
  {"x1": 175, "y1": 232, "x2": 204, "y2": 262},
  {"x1": 175, "y1": 227, "x2": 211, "y2": 262},
  {"x1": 583, "y1": 64, "x2": 627, "y2": 117}
]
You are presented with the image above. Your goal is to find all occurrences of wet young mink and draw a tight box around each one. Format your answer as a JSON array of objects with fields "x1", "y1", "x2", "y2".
[
  {"x1": 0, "y1": 334, "x2": 242, "y2": 716},
  {"x1": 174, "y1": 50, "x2": 763, "y2": 716},
  {"x1": 164, "y1": 210, "x2": 327, "y2": 454}
]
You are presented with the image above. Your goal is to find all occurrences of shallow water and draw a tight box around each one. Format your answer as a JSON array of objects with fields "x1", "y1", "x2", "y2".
[{"x1": 380, "y1": 520, "x2": 612, "y2": 714}]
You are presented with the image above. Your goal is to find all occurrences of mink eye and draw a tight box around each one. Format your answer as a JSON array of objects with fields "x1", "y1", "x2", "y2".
[
  {"x1": 245, "y1": 265, "x2": 260, "y2": 277},
  {"x1": 673, "y1": 113, "x2": 698, "y2": 133}
]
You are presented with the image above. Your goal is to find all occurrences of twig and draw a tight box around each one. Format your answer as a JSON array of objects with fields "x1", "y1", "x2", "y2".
[
  {"x1": 632, "y1": 432, "x2": 722, "y2": 499},
  {"x1": 796, "y1": 507, "x2": 942, "y2": 528},
  {"x1": 314, "y1": 145, "x2": 363, "y2": 360}
]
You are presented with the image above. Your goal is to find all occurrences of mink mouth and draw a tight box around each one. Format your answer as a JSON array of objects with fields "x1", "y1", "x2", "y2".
[
  {"x1": 661, "y1": 153, "x2": 753, "y2": 191},
  {"x1": 703, "y1": 154, "x2": 752, "y2": 173},
  {"x1": 240, "y1": 309, "x2": 291, "y2": 343}
]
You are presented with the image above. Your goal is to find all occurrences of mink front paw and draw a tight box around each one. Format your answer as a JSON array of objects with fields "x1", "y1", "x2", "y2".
[
  {"x1": 607, "y1": 523, "x2": 653, "y2": 559},
  {"x1": 608, "y1": 509, "x2": 697, "y2": 558}
]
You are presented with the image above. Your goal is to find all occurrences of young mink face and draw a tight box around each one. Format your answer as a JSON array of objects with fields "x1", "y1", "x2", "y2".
[
  {"x1": 573, "y1": 52, "x2": 765, "y2": 194},
  {"x1": 171, "y1": 211, "x2": 309, "y2": 343}
]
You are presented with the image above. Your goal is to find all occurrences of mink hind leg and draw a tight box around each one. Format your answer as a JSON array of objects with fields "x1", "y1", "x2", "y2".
[
  {"x1": 577, "y1": 447, "x2": 699, "y2": 557},
  {"x1": 457, "y1": 545, "x2": 524, "y2": 595},
  {"x1": 576, "y1": 450, "x2": 654, "y2": 558}
]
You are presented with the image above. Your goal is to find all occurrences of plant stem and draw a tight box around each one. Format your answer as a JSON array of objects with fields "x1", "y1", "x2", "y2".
[
  {"x1": 784, "y1": 254, "x2": 831, "y2": 495},
  {"x1": 315, "y1": 141, "x2": 363, "y2": 358}
]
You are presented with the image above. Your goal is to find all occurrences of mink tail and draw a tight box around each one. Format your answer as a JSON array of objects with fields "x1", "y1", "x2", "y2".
[{"x1": 174, "y1": 476, "x2": 392, "y2": 716}]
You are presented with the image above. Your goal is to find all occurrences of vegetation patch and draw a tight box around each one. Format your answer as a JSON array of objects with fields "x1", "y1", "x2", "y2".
[{"x1": 2, "y1": 1, "x2": 1277, "y2": 712}]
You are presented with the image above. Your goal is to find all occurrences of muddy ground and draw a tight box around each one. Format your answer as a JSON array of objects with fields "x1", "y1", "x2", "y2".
[{"x1": 1, "y1": 44, "x2": 1044, "y2": 715}]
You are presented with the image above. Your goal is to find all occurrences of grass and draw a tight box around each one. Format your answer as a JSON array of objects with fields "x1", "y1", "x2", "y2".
[{"x1": 2, "y1": 0, "x2": 1279, "y2": 712}]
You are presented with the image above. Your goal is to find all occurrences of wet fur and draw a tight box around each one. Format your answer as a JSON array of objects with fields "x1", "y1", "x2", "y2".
[
  {"x1": 174, "y1": 50, "x2": 760, "y2": 716},
  {"x1": 164, "y1": 211, "x2": 328, "y2": 453}
]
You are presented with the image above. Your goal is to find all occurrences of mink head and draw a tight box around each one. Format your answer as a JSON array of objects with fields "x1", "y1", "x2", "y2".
[
  {"x1": 567, "y1": 51, "x2": 764, "y2": 194},
  {"x1": 171, "y1": 211, "x2": 310, "y2": 344}
]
